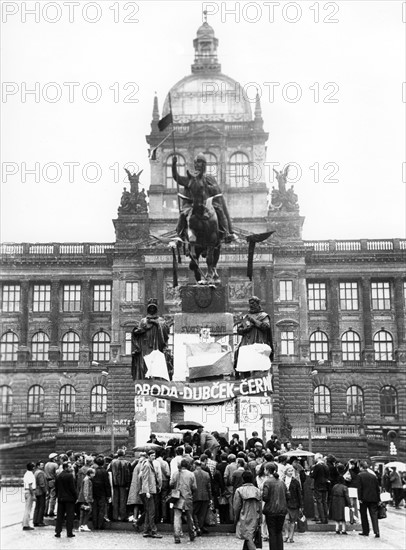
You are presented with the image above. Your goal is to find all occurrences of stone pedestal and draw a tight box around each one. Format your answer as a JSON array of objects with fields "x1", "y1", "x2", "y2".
[{"x1": 173, "y1": 284, "x2": 234, "y2": 381}]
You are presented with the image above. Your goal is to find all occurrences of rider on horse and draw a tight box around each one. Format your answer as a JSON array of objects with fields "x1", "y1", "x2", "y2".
[{"x1": 172, "y1": 153, "x2": 237, "y2": 244}]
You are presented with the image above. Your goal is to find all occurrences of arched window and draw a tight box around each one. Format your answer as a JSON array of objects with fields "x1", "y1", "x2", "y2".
[
  {"x1": 314, "y1": 385, "x2": 331, "y2": 414},
  {"x1": 62, "y1": 331, "x2": 80, "y2": 362},
  {"x1": 309, "y1": 331, "x2": 329, "y2": 362},
  {"x1": 374, "y1": 330, "x2": 393, "y2": 361},
  {"x1": 203, "y1": 152, "x2": 218, "y2": 178},
  {"x1": 92, "y1": 331, "x2": 111, "y2": 362},
  {"x1": 0, "y1": 386, "x2": 13, "y2": 414},
  {"x1": 91, "y1": 385, "x2": 107, "y2": 413},
  {"x1": 27, "y1": 385, "x2": 44, "y2": 414},
  {"x1": 166, "y1": 154, "x2": 186, "y2": 189},
  {"x1": 59, "y1": 385, "x2": 76, "y2": 414},
  {"x1": 346, "y1": 385, "x2": 364, "y2": 415},
  {"x1": 228, "y1": 152, "x2": 249, "y2": 188},
  {"x1": 31, "y1": 332, "x2": 49, "y2": 361},
  {"x1": 0, "y1": 332, "x2": 18, "y2": 362},
  {"x1": 341, "y1": 331, "x2": 361, "y2": 362},
  {"x1": 380, "y1": 386, "x2": 398, "y2": 416}
]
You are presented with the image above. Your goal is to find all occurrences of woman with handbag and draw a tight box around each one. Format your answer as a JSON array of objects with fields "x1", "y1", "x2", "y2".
[
  {"x1": 283, "y1": 465, "x2": 303, "y2": 543},
  {"x1": 344, "y1": 459, "x2": 360, "y2": 523},
  {"x1": 233, "y1": 470, "x2": 262, "y2": 550}
]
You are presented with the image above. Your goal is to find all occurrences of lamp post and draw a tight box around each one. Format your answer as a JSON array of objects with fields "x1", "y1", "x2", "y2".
[
  {"x1": 100, "y1": 367, "x2": 115, "y2": 453},
  {"x1": 307, "y1": 369, "x2": 318, "y2": 452}
]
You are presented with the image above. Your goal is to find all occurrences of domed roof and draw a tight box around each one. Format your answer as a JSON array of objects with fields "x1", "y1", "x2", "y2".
[
  {"x1": 163, "y1": 73, "x2": 253, "y2": 123},
  {"x1": 196, "y1": 21, "x2": 215, "y2": 37}
]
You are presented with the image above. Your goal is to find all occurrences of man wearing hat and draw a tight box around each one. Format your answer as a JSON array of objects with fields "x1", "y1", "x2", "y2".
[
  {"x1": 131, "y1": 299, "x2": 170, "y2": 381},
  {"x1": 44, "y1": 452, "x2": 58, "y2": 517},
  {"x1": 172, "y1": 153, "x2": 237, "y2": 244}
]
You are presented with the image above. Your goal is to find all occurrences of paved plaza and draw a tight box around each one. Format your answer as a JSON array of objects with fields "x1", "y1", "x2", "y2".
[{"x1": 1, "y1": 486, "x2": 405, "y2": 550}]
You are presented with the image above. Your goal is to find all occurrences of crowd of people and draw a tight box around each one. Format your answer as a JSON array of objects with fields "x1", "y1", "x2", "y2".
[{"x1": 21, "y1": 429, "x2": 405, "y2": 548}]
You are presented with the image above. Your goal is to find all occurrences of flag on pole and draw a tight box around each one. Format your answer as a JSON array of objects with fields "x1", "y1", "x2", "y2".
[
  {"x1": 246, "y1": 231, "x2": 274, "y2": 280},
  {"x1": 148, "y1": 129, "x2": 175, "y2": 161},
  {"x1": 158, "y1": 112, "x2": 173, "y2": 131}
]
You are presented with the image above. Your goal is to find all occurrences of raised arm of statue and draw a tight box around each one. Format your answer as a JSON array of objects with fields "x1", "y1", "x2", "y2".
[{"x1": 171, "y1": 155, "x2": 189, "y2": 188}]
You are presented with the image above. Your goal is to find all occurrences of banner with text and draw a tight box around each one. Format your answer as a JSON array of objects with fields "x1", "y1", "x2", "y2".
[{"x1": 134, "y1": 372, "x2": 273, "y2": 404}]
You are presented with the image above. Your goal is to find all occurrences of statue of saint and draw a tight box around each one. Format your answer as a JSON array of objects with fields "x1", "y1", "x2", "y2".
[
  {"x1": 172, "y1": 153, "x2": 237, "y2": 243},
  {"x1": 234, "y1": 296, "x2": 274, "y2": 374},
  {"x1": 273, "y1": 165, "x2": 290, "y2": 194},
  {"x1": 119, "y1": 187, "x2": 131, "y2": 212},
  {"x1": 131, "y1": 299, "x2": 171, "y2": 380}
]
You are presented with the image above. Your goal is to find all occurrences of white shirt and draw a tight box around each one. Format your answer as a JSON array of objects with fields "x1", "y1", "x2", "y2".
[
  {"x1": 170, "y1": 455, "x2": 182, "y2": 476},
  {"x1": 23, "y1": 470, "x2": 36, "y2": 490}
]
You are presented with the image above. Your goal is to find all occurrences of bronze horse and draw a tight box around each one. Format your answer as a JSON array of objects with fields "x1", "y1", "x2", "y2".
[{"x1": 179, "y1": 175, "x2": 222, "y2": 284}]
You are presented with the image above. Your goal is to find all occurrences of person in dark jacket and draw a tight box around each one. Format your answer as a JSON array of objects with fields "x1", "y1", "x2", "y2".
[
  {"x1": 310, "y1": 453, "x2": 330, "y2": 524},
  {"x1": 193, "y1": 460, "x2": 212, "y2": 535},
  {"x1": 357, "y1": 460, "x2": 381, "y2": 538},
  {"x1": 283, "y1": 465, "x2": 303, "y2": 543},
  {"x1": 389, "y1": 467, "x2": 403, "y2": 508},
  {"x1": 263, "y1": 463, "x2": 288, "y2": 550},
  {"x1": 92, "y1": 457, "x2": 112, "y2": 530},
  {"x1": 230, "y1": 434, "x2": 245, "y2": 456},
  {"x1": 110, "y1": 449, "x2": 131, "y2": 521},
  {"x1": 55, "y1": 462, "x2": 77, "y2": 538},
  {"x1": 331, "y1": 468, "x2": 352, "y2": 535},
  {"x1": 33, "y1": 461, "x2": 48, "y2": 526}
]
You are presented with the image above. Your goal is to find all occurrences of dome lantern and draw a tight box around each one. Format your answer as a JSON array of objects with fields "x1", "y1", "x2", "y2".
[{"x1": 192, "y1": 15, "x2": 221, "y2": 74}]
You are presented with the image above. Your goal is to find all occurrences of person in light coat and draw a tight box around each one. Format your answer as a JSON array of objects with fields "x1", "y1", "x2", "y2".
[
  {"x1": 170, "y1": 458, "x2": 197, "y2": 544},
  {"x1": 233, "y1": 470, "x2": 262, "y2": 550}
]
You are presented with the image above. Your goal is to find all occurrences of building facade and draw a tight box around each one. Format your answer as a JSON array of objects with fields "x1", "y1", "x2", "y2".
[{"x1": 1, "y1": 22, "x2": 405, "y2": 465}]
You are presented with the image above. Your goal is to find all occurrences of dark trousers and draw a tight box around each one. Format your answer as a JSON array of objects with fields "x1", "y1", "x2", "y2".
[
  {"x1": 55, "y1": 500, "x2": 75, "y2": 536},
  {"x1": 33, "y1": 493, "x2": 46, "y2": 524},
  {"x1": 265, "y1": 514, "x2": 286, "y2": 550},
  {"x1": 92, "y1": 496, "x2": 107, "y2": 529},
  {"x1": 159, "y1": 480, "x2": 170, "y2": 523},
  {"x1": 360, "y1": 501, "x2": 379, "y2": 536},
  {"x1": 193, "y1": 500, "x2": 209, "y2": 530},
  {"x1": 393, "y1": 488, "x2": 403, "y2": 507},
  {"x1": 112, "y1": 486, "x2": 128, "y2": 520},
  {"x1": 314, "y1": 488, "x2": 328, "y2": 522},
  {"x1": 141, "y1": 493, "x2": 157, "y2": 534}
]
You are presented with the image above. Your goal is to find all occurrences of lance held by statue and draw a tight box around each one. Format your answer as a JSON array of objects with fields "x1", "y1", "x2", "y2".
[{"x1": 131, "y1": 299, "x2": 173, "y2": 381}]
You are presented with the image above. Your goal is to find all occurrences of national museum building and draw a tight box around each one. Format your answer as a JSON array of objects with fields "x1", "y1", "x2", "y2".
[{"x1": 0, "y1": 21, "x2": 405, "y2": 470}]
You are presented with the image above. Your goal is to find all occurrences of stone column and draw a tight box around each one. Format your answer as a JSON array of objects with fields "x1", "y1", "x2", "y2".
[
  {"x1": 361, "y1": 277, "x2": 373, "y2": 363},
  {"x1": 19, "y1": 280, "x2": 29, "y2": 346}
]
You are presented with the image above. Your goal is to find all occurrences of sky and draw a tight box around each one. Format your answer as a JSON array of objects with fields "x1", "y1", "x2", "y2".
[{"x1": 1, "y1": 0, "x2": 405, "y2": 243}]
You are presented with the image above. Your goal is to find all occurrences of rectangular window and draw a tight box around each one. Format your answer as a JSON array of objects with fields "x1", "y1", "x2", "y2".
[
  {"x1": 93, "y1": 284, "x2": 112, "y2": 312},
  {"x1": 280, "y1": 280, "x2": 293, "y2": 301},
  {"x1": 280, "y1": 331, "x2": 295, "y2": 355},
  {"x1": 63, "y1": 284, "x2": 81, "y2": 312},
  {"x1": 307, "y1": 282, "x2": 327, "y2": 311},
  {"x1": 125, "y1": 331, "x2": 132, "y2": 355},
  {"x1": 339, "y1": 282, "x2": 359, "y2": 310},
  {"x1": 33, "y1": 284, "x2": 51, "y2": 312},
  {"x1": 125, "y1": 282, "x2": 140, "y2": 302},
  {"x1": 371, "y1": 281, "x2": 391, "y2": 310},
  {"x1": 2, "y1": 284, "x2": 21, "y2": 312}
]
